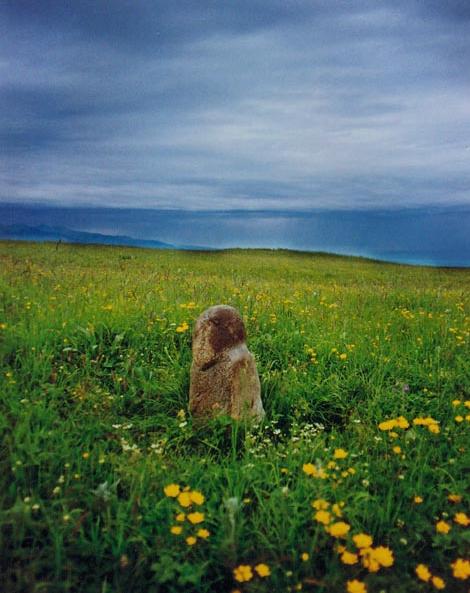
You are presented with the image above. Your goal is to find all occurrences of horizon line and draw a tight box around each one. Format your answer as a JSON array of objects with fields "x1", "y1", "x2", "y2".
[{"x1": 3, "y1": 201, "x2": 470, "y2": 216}]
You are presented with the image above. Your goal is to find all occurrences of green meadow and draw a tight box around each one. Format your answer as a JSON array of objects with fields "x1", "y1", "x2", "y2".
[{"x1": 0, "y1": 241, "x2": 469, "y2": 593}]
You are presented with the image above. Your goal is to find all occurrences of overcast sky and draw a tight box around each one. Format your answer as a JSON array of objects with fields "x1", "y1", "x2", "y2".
[{"x1": 1, "y1": 0, "x2": 470, "y2": 211}]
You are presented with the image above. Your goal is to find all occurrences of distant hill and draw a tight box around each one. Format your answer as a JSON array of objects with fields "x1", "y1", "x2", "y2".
[{"x1": 0, "y1": 224, "x2": 212, "y2": 251}]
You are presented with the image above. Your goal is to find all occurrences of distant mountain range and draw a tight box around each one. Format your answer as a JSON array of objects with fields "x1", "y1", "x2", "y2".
[{"x1": 0, "y1": 224, "x2": 212, "y2": 251}]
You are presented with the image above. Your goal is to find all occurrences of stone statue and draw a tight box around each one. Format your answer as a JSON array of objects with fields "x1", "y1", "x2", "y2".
[{"x1": 189, "y1": 305, "x2": 265, "y2": 420}]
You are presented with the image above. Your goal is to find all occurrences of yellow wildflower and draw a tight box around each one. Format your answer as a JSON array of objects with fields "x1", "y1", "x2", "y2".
[
  {"x1": 332, "y1": 503, "x2": 342, "y2": 517},
  {"x1": 190, "y1": 490, "x2": 205, "y2": 505},
  {"x1": 186, "y1": 536, "x2": 197, "y2": 545},
  {"x1": 254, "y1": 563, "x2": 271, "y2": 577},
  {"x1": 396, "y1": 416, "x2": 410, "y2": 429},
  {"x1": 431, "y1": 576, "x2": 445, "y2": 589},
  {"x1": 177, "y1": 491, "x2": 192, "y2": 507},
  {"x1": 233, "y1": 565, "x2": 253, "y2": 583},
  {"x1": 333, "y1": 448, "x2": 348, "y2": 459},
  {"x1": 451, "y1": 558, "x2": 470, "y2": 579},
  {"x1": 416, "y1": 564, "x2": 432, "y2": 582},
  {"x1": 303, "y1": 463, "x2": 327, "y2": 478},
  {"x1": 341, "y1": 551, "x2": 358, "y2": 565},
  {"x1": 187, "y1": 512, "x2": 204, "y2": 524},
  {"x1": 353, "y1": 533, "x2": 373, "y2": 548},
  {"x1": 373, "y1": 546, "x2": 394, "y2": 567},
  {"x1": 455, "y1": 415, "x2": 464, "y2": 423},
  {"x1": 454, "y1": 512, "x2": 470, "y2": 527},
  {"x1": 312, "y1": 499, "x2": 329, "y2": 510},
  {"x1": 392, "y1": 446, "x2": 402, "y2": 454},
  {"x1": 452, "y1": 399, "x2": 461, "y2": 406},
  {"x1": 413, "y1": 417, "x2": 438, "y2": 427},
  {"x1": 414, "y1": 496, "x2": 423, "y2": 504},
  {"x1": 413, "y1": 416, "x2": 440, "y2": 433},
  {"x1": 448, "y1": 494, "x2": 462, "y2": 503},
  {"x1": 197, "y1": 528, "x2": 210, "y2": 539},
  {"x1": 176, "y1": 512, "x2": 185, "y2": 522},
  {"x1": 378, "y1": 419, "x2": 396, "y2": 431},
  {"x1": 170, "y1": 525, "x2": 183, "y2": 535},
  {"x1": 346, "y1": 579, "x2": 367, "y2": 593},
  {"x1": 360, "y1": 548, "x2": 380, "y2": 573},
  {"x1": 436, "y1": 520, "x2": 451, "y2": 534},
  {"x1": 164, "y1": 483, "x2": 180, "y2": 497},
  {"x1": 327, "y1": 521, "x2": 350, "y2": 538},
  {"x1": 303, "y1": 463, "x2": 316, "y2": 476},
  {"x1": 314, "y1": 510, "x2": 332, "y2": 525},
  {"x1": 301, "y1": 552, "x2": 309, "y2": 561}
]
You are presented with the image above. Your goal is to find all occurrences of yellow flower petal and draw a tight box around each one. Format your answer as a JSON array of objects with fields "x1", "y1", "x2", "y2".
[
  {"x1": 164, "y1": 483, "x2": 180, "y2": 497},
  {"x1": 187, "y1": 512, "x2": 204, "y2": 524},
  {"x1": 254, "y1": 563, "x2": 271, "y2": 577}
]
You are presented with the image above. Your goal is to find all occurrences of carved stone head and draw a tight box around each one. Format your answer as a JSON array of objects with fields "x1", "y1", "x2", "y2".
[{"x1": 192, "y1": 305, "x2": 246, "y2": 368}]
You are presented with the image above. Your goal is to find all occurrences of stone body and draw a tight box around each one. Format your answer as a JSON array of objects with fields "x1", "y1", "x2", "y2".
[{"x1": 189, "y1": 305, "x2": 264, "y2": 420}]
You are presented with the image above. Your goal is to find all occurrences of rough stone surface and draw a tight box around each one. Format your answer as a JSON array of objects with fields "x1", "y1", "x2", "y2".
[{"x1": 189, "y1": 305, "x2": 265, "y2": 420}]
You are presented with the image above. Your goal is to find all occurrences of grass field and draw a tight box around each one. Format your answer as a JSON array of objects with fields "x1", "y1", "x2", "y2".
[{"x1": 1, "y1": 241, "x2": 469, "y2": 593}]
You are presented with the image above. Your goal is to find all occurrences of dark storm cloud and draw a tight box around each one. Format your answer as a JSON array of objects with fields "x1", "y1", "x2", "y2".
[{"x1": 1, "y1": 1, "x2": 470, "y2": 209}]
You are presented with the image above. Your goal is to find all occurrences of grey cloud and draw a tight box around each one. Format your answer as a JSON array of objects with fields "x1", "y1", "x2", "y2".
[{"x1": 1, "y1": 1, "x2": 470, "y2": 210}]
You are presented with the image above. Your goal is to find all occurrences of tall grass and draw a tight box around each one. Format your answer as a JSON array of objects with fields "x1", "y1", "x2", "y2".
[{"x1": 0, "y1": 241, "x2": 469, "y2": 592}]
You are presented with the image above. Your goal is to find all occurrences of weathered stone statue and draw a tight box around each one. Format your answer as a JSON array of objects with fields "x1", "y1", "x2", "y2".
[{"x1": 189, "y1": 305, "x2": 265, "y2": 421}]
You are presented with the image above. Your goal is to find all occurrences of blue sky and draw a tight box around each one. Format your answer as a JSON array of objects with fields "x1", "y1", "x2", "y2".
[{"x1": 2, "y1": 0, "x2": 470, "y2": 211}]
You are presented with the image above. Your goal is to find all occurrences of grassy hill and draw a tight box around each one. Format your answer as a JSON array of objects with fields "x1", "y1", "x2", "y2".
[{"x1": 0, "y1": 241, "x2": 469, "y2": 593}]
